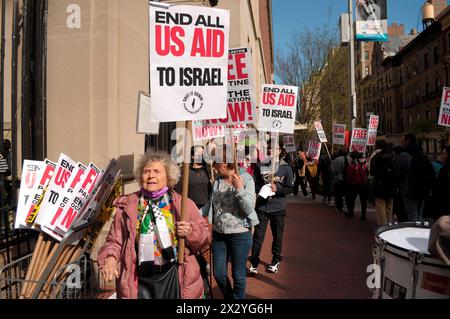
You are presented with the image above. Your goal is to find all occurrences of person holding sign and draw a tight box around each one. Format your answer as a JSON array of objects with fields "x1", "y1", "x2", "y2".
[
  {"x1": 98, "y1": 152, "x2": 210, "y2": 299},
  {"x1": 249, "y1": 141, "x2": 294, "y2": 275},
  {"x1": 201, "y1": 145, "x2": 258, "y2": 299}
]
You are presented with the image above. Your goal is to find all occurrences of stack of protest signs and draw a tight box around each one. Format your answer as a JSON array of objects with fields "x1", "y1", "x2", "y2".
[{"x1": 14, "y1": 154, "x2": 121, "y2": 299}]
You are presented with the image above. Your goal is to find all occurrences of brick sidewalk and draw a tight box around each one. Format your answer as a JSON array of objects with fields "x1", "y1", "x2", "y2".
[{"x1": 211, "y1": 195, "x2": 378, "y2": 299}]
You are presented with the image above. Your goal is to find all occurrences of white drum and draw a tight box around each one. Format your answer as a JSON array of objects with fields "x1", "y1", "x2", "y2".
[{"x1": 372, "y1": 222, "x2": 450, "y2": 299}]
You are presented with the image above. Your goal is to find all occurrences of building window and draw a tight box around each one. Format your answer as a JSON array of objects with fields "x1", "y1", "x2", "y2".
[
  {"x1": 400, "y1": 95, "x2": 403, "y2": 108},
  {"x1": 365, "y1": 66, "x2": 369, "y2": 77},
  {"x1": 364, "y1": 51, "x2": 369, "y2": 60},
  {"x1": 436, "y1": 76, "x2": 441, "y2": 92},
  {"x1": 434, "y1": 46, "x2": 439, "y2": 64},
  {"x1": 424, "y1": 53, "x2": 429, "y2": 69},
  {"x1": 425, "y1": 82, "x2": 429, "y2": 96}
]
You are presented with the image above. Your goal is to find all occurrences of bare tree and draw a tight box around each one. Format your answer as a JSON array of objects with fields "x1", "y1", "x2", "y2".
[{"x1": 275, "y1": 19, "x2": 346, "y2": 149}]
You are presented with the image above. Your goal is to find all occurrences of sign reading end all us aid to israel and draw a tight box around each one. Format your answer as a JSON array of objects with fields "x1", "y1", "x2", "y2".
[
  {"x1": 257, "y1": 84, "x2": 298, "y2": 134},
  {"x1": 149, "y1": 3, "x2": 230, "y2": 122}
]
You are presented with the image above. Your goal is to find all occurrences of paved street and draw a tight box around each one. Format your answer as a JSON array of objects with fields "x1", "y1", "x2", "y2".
[{"x1": 210, "y1": 195, "x2": 378, "y2": 299}]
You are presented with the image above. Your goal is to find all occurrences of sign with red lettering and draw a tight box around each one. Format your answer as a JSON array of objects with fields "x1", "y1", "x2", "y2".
[
  {"x1": 24, "y1": 159, "x2": 57, "y2": 228},
  {"x1": 283, "y1": 135, "x2": 296, "y2": 153},
  {"x1": 258, "y1": 84, "x2": 299, "y2": 134},
  {"x1": 314, "y1": 121, "x2": 328, "y2": 143},
  {"x1": 438, "y1": 87, "x2": 450, "y2": 127},
  {"x1": 35, "y1": 154, "x2": 77, "y2": 234},
  {"x1": 204, "y1": 47, "x2": 256, "y2": 126},
  {"x1": 41, "y1": 162, "x2": 87, "y2": 240},
  {"x1": 53, "y1": 162, "x2": 101, "y2": 235},
  {"x1": 307, "y1": 141, "x2": 322, "y2": 160},
  {"x1": 193, "y1": 120, "x2": 225, "y2": 141},
  {"x1": 149, "y1": 3, "x2": 230, "y2": 122},
  {"x1": 367, "y1": 115, "x2": 379, "y2": 146},
  {"x1": 15, "y1": 160, "x2": 44, "y2": 229},
  {"x1": 350, "y1": 128, "x2": 368, "y2": 153},
  {"x1": 333, "y1": 124, "x2": 346, "y2": 145}
]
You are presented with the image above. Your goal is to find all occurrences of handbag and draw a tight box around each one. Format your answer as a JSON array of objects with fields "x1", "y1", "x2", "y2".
[{"x1": 137, "y1": 261, "x2": 180, "y2": 299}]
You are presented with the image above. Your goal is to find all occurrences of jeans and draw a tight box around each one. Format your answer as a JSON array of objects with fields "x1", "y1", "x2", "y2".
[
  {"x1": 250, "y1": 211, "x2": 285, "y2": 267},
  {"x1": 334, "y1": 180, "x2": 346, "y2": 212},
  {"x1": 403, "y1": 196, "x2": 424, "y2": 222},
  {"x1": 345, "y1": 184, "x2": 368, "y2": 218},
  {"x1": 294, "y1": 175, "x2": 308, "y2": 196},
  {"x1": 212, "y1": 230, "x2": 252, "y2": 299}
]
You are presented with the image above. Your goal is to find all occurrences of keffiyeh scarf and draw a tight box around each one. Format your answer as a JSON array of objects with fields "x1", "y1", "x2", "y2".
[{"x1": 136, "y1": 191, "x2": 178, "y2": 266}]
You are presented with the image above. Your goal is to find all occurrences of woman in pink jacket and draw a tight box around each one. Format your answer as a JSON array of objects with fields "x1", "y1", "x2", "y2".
[{"x1": 98, "y1": 151, "x2": 210, "y2": 299}]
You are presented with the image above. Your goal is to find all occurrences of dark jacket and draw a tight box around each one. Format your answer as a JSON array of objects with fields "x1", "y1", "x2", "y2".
[
  {"x1": 370, "y1": 150, "x2": 396, "y2": 199},
  {"x1": 254, "y1": 159, "x2": 294, "y2": 214}
]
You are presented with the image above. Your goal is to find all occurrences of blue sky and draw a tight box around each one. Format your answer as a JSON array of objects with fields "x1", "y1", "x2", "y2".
[{"x1": 273, "y1": 0, "x2": 428, "y2": 55}]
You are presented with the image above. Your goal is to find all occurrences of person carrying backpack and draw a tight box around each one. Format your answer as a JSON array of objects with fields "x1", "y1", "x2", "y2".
[
  {"x1": 393, "y1": 133, "x2": 435, "y2": 222},
  {"x1": 344, "y1": 151, "x2": 368, "y2": 220},
  {"x1": 370, "y1": 141, "x2": 396, "y2": 226}
]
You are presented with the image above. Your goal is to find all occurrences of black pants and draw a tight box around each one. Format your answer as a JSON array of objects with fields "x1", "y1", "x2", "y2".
[
  {"x1": 345, "y1": 184, "x2": 368, "y2": 218},
  {"x1": 294, "y1": 175, "x2": 308, "y2": 196},
  {"x1": 334, "y1": 180, "x2": 346, "y2": 212},
  {"x1": 250, "y1": 210, "x2": 285, "y2": 266}
]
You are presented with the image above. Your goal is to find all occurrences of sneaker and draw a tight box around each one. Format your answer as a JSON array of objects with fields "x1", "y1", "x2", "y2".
[
  {"x1": 248, "y1": 265, "x2": 258, "y2": 275},
  {"x1": 267, "y1": 262, "x2": 280, "y2": 273}
]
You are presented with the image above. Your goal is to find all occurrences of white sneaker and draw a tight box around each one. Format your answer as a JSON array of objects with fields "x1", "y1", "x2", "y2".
[
  {"x1": 248, "y1": 265, "x2": 258, "y2": 275},
  {"x1": 267, "y1": 262, "x2": 280, "y2": 273}
]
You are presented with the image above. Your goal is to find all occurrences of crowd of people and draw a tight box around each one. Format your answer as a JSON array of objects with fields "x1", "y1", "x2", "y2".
[
  {"x1": 291, "y1": 133, "x2": 450, "y2": 226},
  {"x1": 97, "y1": 132, "x2": 449, "y2": 299}
]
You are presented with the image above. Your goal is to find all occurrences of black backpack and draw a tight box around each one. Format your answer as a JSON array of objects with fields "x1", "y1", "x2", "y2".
[{"x1": 409, "y1": 153, "x2": 436, "y2": 199}]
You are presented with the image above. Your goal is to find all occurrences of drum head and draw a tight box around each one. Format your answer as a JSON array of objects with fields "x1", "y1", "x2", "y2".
[{"x1": 378, "y1": 226, "x2": 431, "y2": 255}]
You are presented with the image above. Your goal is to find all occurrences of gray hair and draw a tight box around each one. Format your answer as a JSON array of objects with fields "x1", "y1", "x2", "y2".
[{"x1": 135, "y1": 151, "x2": 180, "y2": 188}]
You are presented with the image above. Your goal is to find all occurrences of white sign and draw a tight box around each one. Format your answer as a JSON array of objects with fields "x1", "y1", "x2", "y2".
[
  {"x1": 35, "y1": 154, "x2": 77, "y2": 232},
  {"x1": 307, "y1": 141, "x2": 322, "y2": 160},
  {"x1": 193, "y1": 120, "x2": 225, "y2": 141},
  {"x1": 15, "y1": 160, "x2": 44, "y2": 229},
  {"x1": 333, "y1": 124, "x2": 346, "y2": 145},
  {"x1": 137, "y1": 91, "x2": 160, "y2": 135},
  {"x1": 438, "y1": 87, "x2": 450, "y2": 127},
  {"x1": 283, "y1": 135, "x2": 296, "y2": 153},
  {"x1": 204, "y1": 47, "x2": 256, "y2": 126},
  {"x1": 350, "y1": 128, "x2": 368, "y2": 153},
  {"x1": 314, "y1": 121, "x2": 328, "y2": 143},
  {"x1": 149, "y1": 3, "x2": 230, "y2": 122},
  {"x1": 367, "y1": 115, "x2": 379, "y2": 146},
  {"x1": 257, "y1": 84, "x2": 298, "y2": 134}
]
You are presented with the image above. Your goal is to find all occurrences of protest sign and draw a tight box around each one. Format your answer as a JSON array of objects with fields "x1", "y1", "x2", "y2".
[
  {"x1": 204, "y1": 47, "x2": 256, "y2": 126},
  {"x1": 333, "y1": 124, "x2": 346, "y2": 145},
  {"x1": 137, "y1": 91, "x2": 160, "y2": 135},
  {"x1": 307, "y1": 141, "x2": 322, "y2": 160},
  {"x1": 258, "y1": 84, "x2": 298, "y2": 134},
  {"x1": 314, "y1": 121, "x2": 328, "y2": 143},
  {"x1": 15, "y1": 160, "x2": 44, "y2": 229},
  {"x1": 193, "y1": 120, "x2": 225, "y2": 141},
  {"x1": 24, "y1": 159, "x2": 57, "y2": 227},
  {"x1": 283, "y1": 135, "x2": 296, "y2": 153},
  {"x1": 367, "y1": 115, "x2": 379, "y2": 146},
  {"x1": 350, "y1": 128, "x2": 368, "y2": 153},
  {"x1": 54, "y1": 162, "x2": 101, "y2": 235},
  {"x1": 438, "y1": 87, "x2": 450, "y2": 127},
  {"x1": 149, "y1": 3, "x2": 230, "y2": 122},
  {"x1": 35, "y1": 154, "x2": 77, "y2": 231},
  {"x1": 41, "y1": 162, "x2": 87, "y2": 240}
]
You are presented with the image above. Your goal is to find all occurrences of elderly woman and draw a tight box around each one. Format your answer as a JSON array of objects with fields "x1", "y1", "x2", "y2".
[
  {"x1": 201, "y1": 145, "x2": 258, "y2": 299},
  {"x1": 98, "y1": 151, "x2": 210, "y2": 299}
]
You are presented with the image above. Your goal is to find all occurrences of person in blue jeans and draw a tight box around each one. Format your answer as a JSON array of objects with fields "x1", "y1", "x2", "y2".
[{"x1": 201, "y1": 145, "x2": 259, "y2": 299}]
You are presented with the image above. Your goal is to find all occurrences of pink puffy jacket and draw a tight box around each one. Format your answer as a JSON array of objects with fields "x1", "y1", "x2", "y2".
[{"x1": 97, "y1": 191, "x2": 210, "y2": 299}]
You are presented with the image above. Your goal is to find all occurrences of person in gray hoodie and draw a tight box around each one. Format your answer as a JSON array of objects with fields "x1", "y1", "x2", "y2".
[{"x1": 248, "y1": 141, "x2": 294, "y2": 274}]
